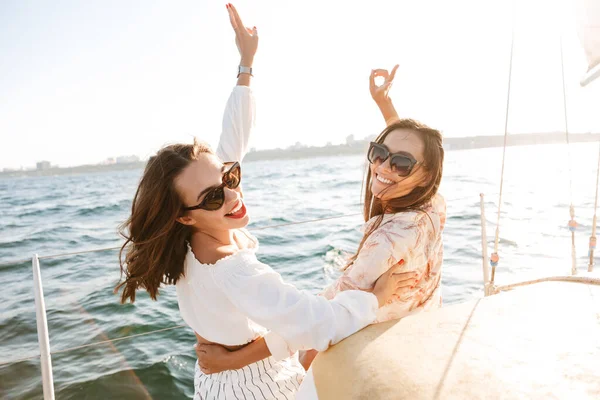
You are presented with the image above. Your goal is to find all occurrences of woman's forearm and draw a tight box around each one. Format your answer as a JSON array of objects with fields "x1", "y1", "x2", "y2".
[
  {"x1": 377, "y1": 99, "x2": 399, "y2": 126},
  {"x1": 227, "y1": 337, "x2": 271, "y2": 369},
  {"x1": 369, "y1": 65, "x2": 399, "y2": 125},
  {"x1": 195, "y1": 336, "x2": 271, "y2": 374}
]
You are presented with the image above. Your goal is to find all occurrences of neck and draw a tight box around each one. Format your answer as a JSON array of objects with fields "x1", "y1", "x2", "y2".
[{"x1": 193, "y1": 227, "x2": 236, "y2": 247}]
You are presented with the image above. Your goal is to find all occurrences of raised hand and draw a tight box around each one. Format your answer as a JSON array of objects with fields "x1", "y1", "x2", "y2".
[
  {"x1": 369, "y1": 64, "x2": 399, "y2": 104},
  {"x1": 227, "y1": 3, "x2": 258, "y2": 66}
]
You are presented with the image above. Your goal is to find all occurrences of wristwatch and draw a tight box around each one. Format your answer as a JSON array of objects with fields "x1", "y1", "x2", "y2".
[{"x1": 237, "y1": 66, "x2": 253, "y2": 77}]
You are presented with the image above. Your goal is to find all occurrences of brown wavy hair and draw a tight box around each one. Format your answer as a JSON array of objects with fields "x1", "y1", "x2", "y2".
[
  {"x1": 115, "y1": 139, "x2": 212, "y2": 303},
  {"x1": 344, "y1": 119, "x2": 444, "y2": 270}
]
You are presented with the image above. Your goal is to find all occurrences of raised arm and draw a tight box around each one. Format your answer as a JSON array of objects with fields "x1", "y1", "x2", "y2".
[
  {"x1": 369, "y1": 64, "x2": 400, "y2": 126},
  {"x1": 215, "y1": 4, "x2": 258, "y2": 163}
]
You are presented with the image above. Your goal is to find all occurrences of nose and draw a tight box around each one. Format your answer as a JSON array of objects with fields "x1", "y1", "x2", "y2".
[
  {"x1": 376, "y1": 157, "x2": 393, "y2": 174},
  {"x1": 223, "y1": 187, "x2": 240, "y2": 207}
]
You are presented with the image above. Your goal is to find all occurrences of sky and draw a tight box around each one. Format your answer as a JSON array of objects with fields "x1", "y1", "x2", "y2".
[{"x1": 1, "y1": 0, "x2": 599, "y2": 169}]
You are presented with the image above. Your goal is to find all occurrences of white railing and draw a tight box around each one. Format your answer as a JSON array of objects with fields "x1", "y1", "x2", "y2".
[
  {"x1": 32, "y1": 254, "x2": 55, "y2": 400},
  {"x1": 479, "y1": 194, "x2": 494, "y2": 297}
]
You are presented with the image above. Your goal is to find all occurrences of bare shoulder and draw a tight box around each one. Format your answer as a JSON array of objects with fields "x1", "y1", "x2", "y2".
[{"x1": 190, "y1": 240, "x2": 238, "y2": 266}]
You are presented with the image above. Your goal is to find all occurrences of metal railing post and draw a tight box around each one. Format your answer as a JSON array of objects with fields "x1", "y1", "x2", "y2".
[
  {"x1": 32, "y1": 254, "x2": 55, "y2": 400},
  {"x1": 480, "y1": 194, "x2": 494, "y2": 296}
]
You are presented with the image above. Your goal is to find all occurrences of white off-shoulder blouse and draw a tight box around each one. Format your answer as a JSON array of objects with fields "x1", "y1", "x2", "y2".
[{"x1": 175, "y1": 85, "x2": 378, "y2": 361}]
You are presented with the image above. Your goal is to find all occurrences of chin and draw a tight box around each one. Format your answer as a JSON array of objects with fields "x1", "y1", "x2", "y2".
[
  {"x1": 225, "y1": 214, "x2": 250, "y2": 229},
  {"x1": 372, "y1": 191, "x2": 384, "y2": 199},
  {"x1": 223, "y1": 200, "x2": 250, "y2": 228},
  {"x1": 370, "y1": 183, "x2": 384, "y2": 199}
]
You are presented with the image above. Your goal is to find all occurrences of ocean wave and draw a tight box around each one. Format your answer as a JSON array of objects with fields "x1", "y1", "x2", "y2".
[
  {"x1": 0, "y1": 235, "x2": 48, "y2": 250},
  {"x1": 17, "y1": 205, "x2": 68, "y2": 218},
  {"x1": 76, "y1": 201, "x2": 129, "y2": 217},
  {"x1": 53, "y1": 357, "x2": 192, "y2": 399}
]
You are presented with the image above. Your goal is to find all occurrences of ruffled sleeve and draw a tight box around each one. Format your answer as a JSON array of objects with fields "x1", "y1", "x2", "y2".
[
  {"x1": 210, "y1": 251, "x2": 378, "y2": 361},
  {"x1": 215, "y1": 85, "x2": 255, "y2": 163}
]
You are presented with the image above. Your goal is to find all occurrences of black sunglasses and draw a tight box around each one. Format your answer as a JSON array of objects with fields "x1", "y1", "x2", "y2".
[
  {"x1": 367, "y1": 142, "x2": 421, "y2": 177},
  {"x1": 183, "y1": 162, "x2": 241, "y2": 211}
]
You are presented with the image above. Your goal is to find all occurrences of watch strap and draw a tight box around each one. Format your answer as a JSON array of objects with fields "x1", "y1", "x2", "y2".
[{"x1": 237, "y1": 66, "x2": 253, "y2": 77}]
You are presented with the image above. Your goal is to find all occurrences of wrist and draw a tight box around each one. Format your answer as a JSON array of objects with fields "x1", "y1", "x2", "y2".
[
  {"x1": 375, "y1": 97, "x2": 393, "y2": 108},
  {"x1": 240, "y1": 57, "x2": 254, "y2": 67},
  {"x1": 372, "y1": 290, "x2": 384, "y2": 308}
]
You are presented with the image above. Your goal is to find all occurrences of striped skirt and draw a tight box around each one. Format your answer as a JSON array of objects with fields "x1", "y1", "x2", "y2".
[{"x1": 193, "y1": 355, "x2": 305, "y2": 400}]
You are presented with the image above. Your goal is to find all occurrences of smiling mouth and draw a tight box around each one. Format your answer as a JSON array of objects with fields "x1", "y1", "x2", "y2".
[
  {"x1": 375, "y1": 173, "x2": 394, "y2": 185},
  {"x1": 225, "y1": 200, "x2": 247, "y2": 219}
]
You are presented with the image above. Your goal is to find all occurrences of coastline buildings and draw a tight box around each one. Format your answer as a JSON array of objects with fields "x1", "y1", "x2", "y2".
[
  {"x1": 36, "y1": 161, "x2": 51, "y2": 170},
  {"x1": 3, "y1": 132, "x2": 598, "y2": 178},
  {"x1": 116, "y1": 155, "x2": 140, "y2": 164}
]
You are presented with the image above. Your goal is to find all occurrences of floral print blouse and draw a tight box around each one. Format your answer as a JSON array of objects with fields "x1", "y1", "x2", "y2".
[{"x1": 323, "y1": 193, "x2": 447, "y2": 323}]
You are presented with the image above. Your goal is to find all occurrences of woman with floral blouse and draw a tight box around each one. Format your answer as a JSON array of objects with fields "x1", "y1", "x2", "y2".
[
  {"x1": 320, "y1": 65, "x2": 445, "y2": 321},
  {"x1": 194, "y1": 64, "x2": 446, "y2": 386}
]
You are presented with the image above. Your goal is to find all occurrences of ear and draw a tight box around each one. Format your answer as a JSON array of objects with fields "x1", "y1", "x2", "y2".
[{"x1": 176, "y1": 215, "x2": 196, "y2": 226}]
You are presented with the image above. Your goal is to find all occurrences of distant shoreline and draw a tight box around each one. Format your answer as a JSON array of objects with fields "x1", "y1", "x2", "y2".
[{"x1": 2, "y1": 132, "x2": 598, "y2": 179}]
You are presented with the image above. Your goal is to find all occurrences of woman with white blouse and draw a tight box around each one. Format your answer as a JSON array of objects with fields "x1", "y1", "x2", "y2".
[{"x1": 115, "y1": 5, "x2": 415, "y2": 399}]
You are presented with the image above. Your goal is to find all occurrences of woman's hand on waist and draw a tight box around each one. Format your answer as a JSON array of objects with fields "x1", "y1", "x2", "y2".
[
  {"x1": 196, "y1": 342, "x2": 237, "y2": 375},
  {"x1": 194, "y1": 332, "x2": 272, "y2": 374}
]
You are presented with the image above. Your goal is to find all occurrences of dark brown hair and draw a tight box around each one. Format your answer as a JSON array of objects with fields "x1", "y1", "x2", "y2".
[
  {"x1": 344, "y1": 119, "x2": 444, "y2": 270},
  {"x1": 115, "y1": 139, "x2": 212, "y2": 303}
]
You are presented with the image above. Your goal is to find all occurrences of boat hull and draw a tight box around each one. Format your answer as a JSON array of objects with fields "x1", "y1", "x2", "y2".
[{"x1": 308, "y1": 280, "x2": 600, "y2": 399}]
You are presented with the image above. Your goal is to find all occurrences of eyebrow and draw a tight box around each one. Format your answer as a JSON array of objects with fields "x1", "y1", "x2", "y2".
[{"x1": 196, "y1": 164, "x2": 226, "y2": 202}]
